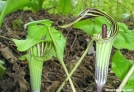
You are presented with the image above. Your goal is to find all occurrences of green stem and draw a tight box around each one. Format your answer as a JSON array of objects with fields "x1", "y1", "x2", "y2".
[
  {"x1": 56, "y1": 38, "x2": 94, "y2": 92},
  {"x1": 61, "y1": 61, "x2": 76, "y2": 92},
  {"x1": 47, "y1": 27, "x2": 76, "y2": 92},
  {"x1": 29, "y1": 56, "x2": 43, "y2": 92},
  {"x1": 116, "y1": 64, "x2": 134, "y2": 92}
]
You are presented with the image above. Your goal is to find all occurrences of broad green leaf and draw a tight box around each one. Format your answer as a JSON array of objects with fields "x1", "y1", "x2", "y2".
[
  {"x1": 73, "y1": 16, "x2": 110, "y2": 36},
  {"x1": 38, "y1": 0, "x2": 44, "y2": 8},
  {"x1": 0, "y1": 0, "x2": 30, "y2": 27},
  {"x1": 42, "y1": 0, "x2": 58, "y2": 14},
  {"x1": 73, "y1": 19, "x2": 94, "y2": 35},
  {"x1": 118, "y1": 22, "x2": 134, "y2": 42},
  {"x1": 112, "y1": 51, "x2": 134, "y2": 91},
  {"x1": 56, "y1": 0, "x2": 72, "y2": 15},
  {"x1": 0, "y1": 60, "x2": 6, "y2": 79},
  {"x1": 13, "y1": 20, "x2": 52, "y2": 51},
  {"x1": 0, "y1": 1, "x2": 6, "y2": 13},
  {"x1": 112, "y1": 50, "x2": 132, "y2": 80},
  {"x1": 118, "y1": 22, "x2": 129, "y2": 32},
  {"x1": 113, "y1": 33, "x2": 134, "y2": 50},
  {"x1": 113, "y1": 22, "x2": 134, "y2": 50},
  {"x1": 48, "y1": 27, "x2": 66, "y2": 60},
  {"x1": 27, "y1": 0, "x2": 44, "y2": 11}
]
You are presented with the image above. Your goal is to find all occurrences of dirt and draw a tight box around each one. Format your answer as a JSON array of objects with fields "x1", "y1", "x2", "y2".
[{"x1": 0, "y1": 10, "x2": 134, "y2": 92}]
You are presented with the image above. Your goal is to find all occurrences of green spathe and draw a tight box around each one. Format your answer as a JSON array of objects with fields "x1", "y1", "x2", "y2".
[
  {"x1": 95, "y1": 40, "x2": 113, "y2": 92},
  {"x1": 94, "y1": 28, "x2": 115, "y2": 92},
  {"x1": 28, "y1": 54, "x2": 43, "y2": 92}
]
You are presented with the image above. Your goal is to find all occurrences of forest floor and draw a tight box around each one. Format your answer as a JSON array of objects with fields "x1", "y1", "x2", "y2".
[{"x1": 0, "y1": 10, "x2": 134, "y2": 92}]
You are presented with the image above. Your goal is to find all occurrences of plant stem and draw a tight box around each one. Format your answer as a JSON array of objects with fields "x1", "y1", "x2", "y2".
[
  {"x1": 116, "y1": 64, "x2": 134, "y2": 92},
  {"x1": 56, "y1": 38, "x2": 94, "y2": 92},
  {"x1": 28, "y1": 56, "x2": 43, "y2": 92},
  {"x1": 61, "y1": 61, "x2": 76, "y2": 92}
]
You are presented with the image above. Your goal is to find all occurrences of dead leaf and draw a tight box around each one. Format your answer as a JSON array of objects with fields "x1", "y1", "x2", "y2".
[
  {"x1": 0, "y1": 42, "x2": 17, "y2": 63},
  {"x1": 46, "y1": 81, "x2": 60, "y2": 92},
  {"x1": 0, "y1": 63, "x2": 30, "y2": 92},
  {"x1": 19, "y1": 77, "x2": 30, "y2": 92}
]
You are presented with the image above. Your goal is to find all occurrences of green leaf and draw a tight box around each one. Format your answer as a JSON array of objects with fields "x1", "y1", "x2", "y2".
[
  {"x1": 73, "y1": 19, "x2": 94, "y2": 35},
  {"x1": 13, "y1": 20, "x2": 52, "y2": 51},
  {"x1": 112, "y1": 50, "x2": 132, "y2": 80},
  {"x1": 27, "y1": 0, "x2": 43, "y2": 11},
  {"x1": 0, "y1": 0, "x2": 30, "y2": 27},
  {"x1": 49, "y1": 27, "x2": 66, "y2": 60},
  {"x1": 38, "y1": 0, "x2": 44, "y2": 8},
  {"x1": 0, "y1": 60, "x2": 6, "y2": 79},
  {"x1": 56, "y1": 0, "x2": 72, "y2": 15},
  {"x1": 0, "y1": 1, "x2": 6, "y2": 13},
  {"x1": 112, "y1": 50, "x2": 134, "y2": 91},
  {"x1": 73, "y1": 16, "x2": 110, "y2": 36},
  {"x1": 113, "y1": 22, "x2": 134, "y2": 50}
]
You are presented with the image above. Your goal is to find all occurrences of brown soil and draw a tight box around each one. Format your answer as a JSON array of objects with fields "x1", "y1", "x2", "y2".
[{"x1": 0, "y1": 10, "x2": 134, "y2": 92}]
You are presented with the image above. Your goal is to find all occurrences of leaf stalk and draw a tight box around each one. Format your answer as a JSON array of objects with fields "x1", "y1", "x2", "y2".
[
  {"x1": 116, "y1": 64, "x2": 134, "y2": 92},
  {"x1": 48, "y1": 27, "x2": 76, "y2": 92},
  {"x1": 57, "y1": 38, "x2": 94, "y2": 92}
]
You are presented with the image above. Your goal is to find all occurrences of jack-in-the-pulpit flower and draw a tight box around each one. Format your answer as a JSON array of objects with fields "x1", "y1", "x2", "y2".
[
  {"x1": 59, "y1": 8, "x2": 119, "y2": 92},
  {"x1": 94, "y1": 24, "x2": 114, "y2": 92},
  {"x1": 13, "y1": 20, "x2": 68, "y2": 92}
]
